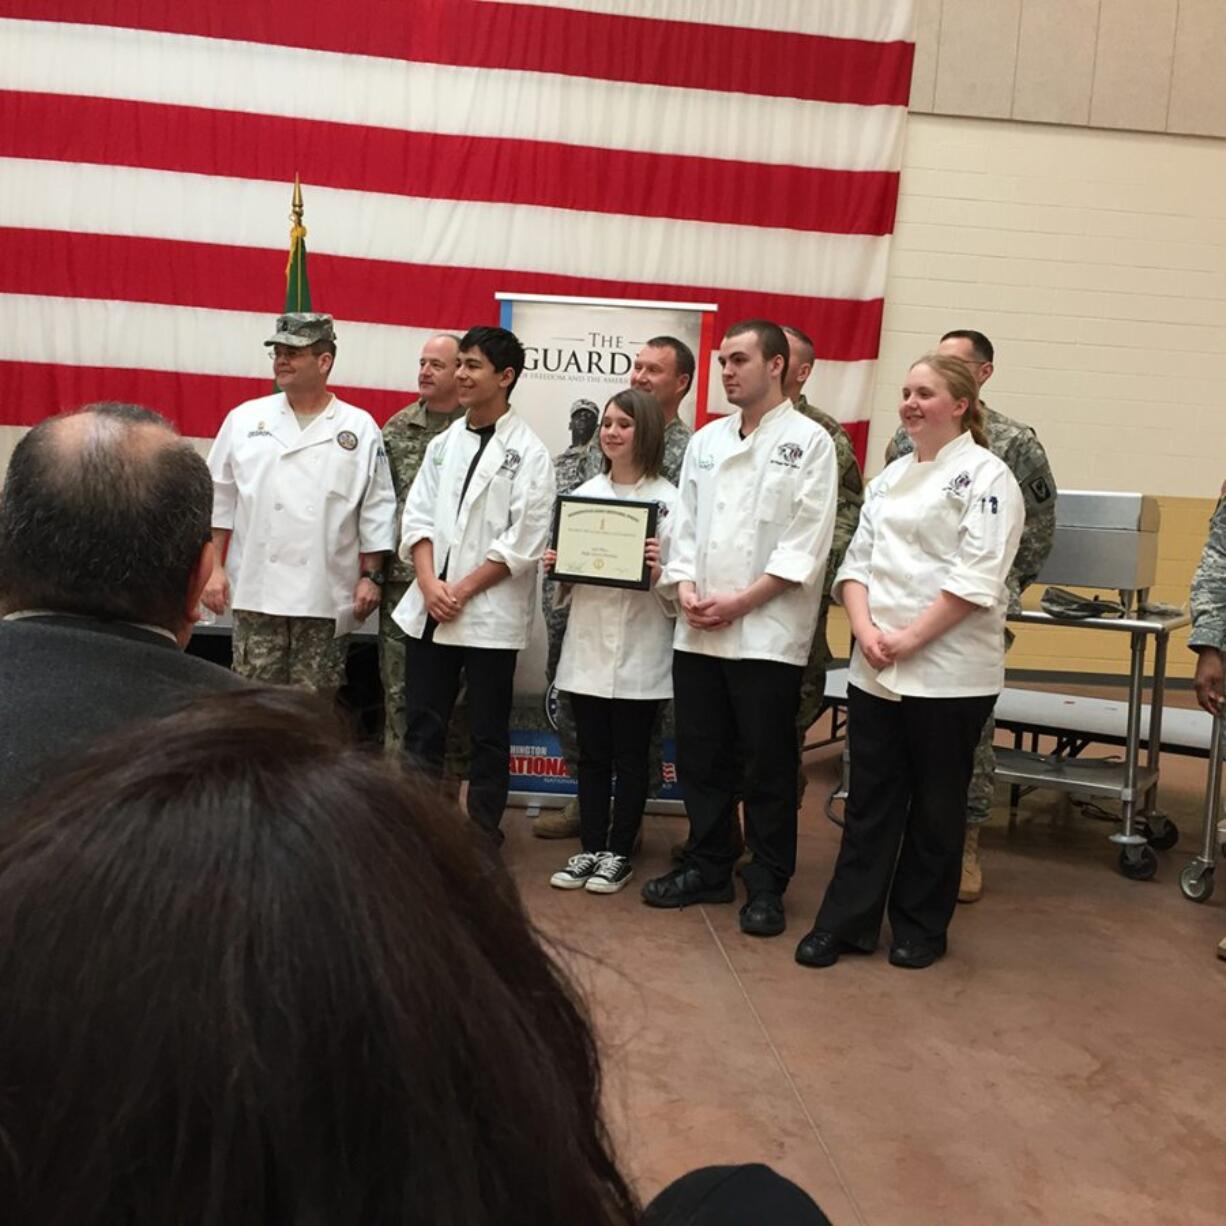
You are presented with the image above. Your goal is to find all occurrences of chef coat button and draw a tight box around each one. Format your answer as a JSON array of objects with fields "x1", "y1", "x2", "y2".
[
  {"x1": 717, "y1": 501, "x2": 726, "y2": 510},
  {"x1": 306, "y1": 505, "x2": 314, "y2": 514},
  {"x1": 270, "y1": 554, "x2": 279, "y2": 563},
  {"x1": 274, "y1": 502, "x2": 283, "y2": 511}
]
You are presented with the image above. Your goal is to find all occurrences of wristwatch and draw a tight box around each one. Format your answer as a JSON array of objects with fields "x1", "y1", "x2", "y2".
[{"x1": 360, "y1": 569, "x2": 385, "y2": 587}]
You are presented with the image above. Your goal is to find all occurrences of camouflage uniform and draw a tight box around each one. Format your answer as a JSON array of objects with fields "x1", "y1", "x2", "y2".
[
  {"x1": 795, "y1": 394, "x2": 864, "y2": 742},
  {"x1": 232, "y1": 610, "x2": 348, "y2": 694},
  {"x1": 885, "y1": 402, "x2": 1057, "y2": 823},
  {"x1": 380, "y1": 401, "x2": 468, "y2": 770},
  {"x1": 1190, "y1": 496, "x2": 1226, "y2": 651},
  {"x1": 550, "y1": 415, "x2": 694, "y2": 791}
]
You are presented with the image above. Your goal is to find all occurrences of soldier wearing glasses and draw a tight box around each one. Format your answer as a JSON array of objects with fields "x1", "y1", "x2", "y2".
[{"x1": 204, "y1": 313, "x2": 396, "y2": 695}]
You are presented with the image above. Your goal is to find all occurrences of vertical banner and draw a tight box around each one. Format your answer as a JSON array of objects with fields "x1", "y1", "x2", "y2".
[{"x1": 496, "y1": 293, "x2": 717, "y2": 807}]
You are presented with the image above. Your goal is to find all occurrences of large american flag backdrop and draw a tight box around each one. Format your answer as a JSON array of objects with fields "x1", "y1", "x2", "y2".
[{"x1": 0, "y1": 1, "x2": 915, "y2": 456}]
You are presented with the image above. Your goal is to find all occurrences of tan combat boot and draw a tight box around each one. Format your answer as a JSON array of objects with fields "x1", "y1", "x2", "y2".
[
  {"x1": 533, "y1": 798, "x2": 581, "y2": 839},
  {"x1": 958, "y1": 825, "x2": 983, "y2": 903}
]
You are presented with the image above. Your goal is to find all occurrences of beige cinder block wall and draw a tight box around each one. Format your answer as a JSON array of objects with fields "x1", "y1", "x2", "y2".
[{"x1": 838, "y1": 114, "x2": 1226, "y2": 681}]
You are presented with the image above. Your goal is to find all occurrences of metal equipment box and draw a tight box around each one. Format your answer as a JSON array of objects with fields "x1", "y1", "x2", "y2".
[{"x1": 1037, "y1": 490, "x2": 1159, "y2": 594}]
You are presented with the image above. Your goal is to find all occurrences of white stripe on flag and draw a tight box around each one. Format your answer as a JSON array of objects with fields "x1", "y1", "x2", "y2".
[
  {"x1": 0, "y1": 294, "x2": 437, "y2": 392},
  {"x1": 0, "y1": 19, "x2": 906, "y2": 173},
  {"x1": 475, "y1": 0, "x2": 916, "y2": 42},
  {"x1": 0, "y1": 160, "x2": 893, "y2": 300}
]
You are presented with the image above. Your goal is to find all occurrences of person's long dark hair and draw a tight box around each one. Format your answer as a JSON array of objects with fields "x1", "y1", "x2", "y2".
[{"x1": 0, "y1": 688, "x2": 639, "y2": 1226}]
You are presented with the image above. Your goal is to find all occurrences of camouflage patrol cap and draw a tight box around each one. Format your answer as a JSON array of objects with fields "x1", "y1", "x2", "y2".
[
  {"x1": 264, "y1": 313, "x2": 336, "y2": 348},
  {"x1": 569, "y1": 398, "x2": 599, "y2": 421}
]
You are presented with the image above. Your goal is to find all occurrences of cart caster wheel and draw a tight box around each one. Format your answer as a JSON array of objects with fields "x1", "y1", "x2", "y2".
[
  {"x1": 1143, "y1": 816, "x2": 1179, "y2": 851},
  {"x1": 1118, "y1": 845, "x2": 1158, "y2": 881},
  {"x1": 1179, "y1": 863, "x2": 1215, "y2": 903}
]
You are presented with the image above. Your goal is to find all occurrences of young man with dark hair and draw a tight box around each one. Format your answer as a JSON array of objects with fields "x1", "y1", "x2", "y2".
[
  {"x1": 644, "y1": 321, "x2": 838, "y2": 936},
  {"x1": 884, "y1": 327, "x2": 1056, "y2": 901},
  {"x1": 394, "y1": 325, "x2": 555, "y2": 844},
  {"x1": 204, "y1": 312, "x2": 397, "y2": 696},
  {"x1": 0, "y1": 403, "x2": 245, "y2": 810}
]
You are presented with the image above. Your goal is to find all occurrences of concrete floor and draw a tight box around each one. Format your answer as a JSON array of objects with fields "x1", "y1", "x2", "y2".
[{"x1": 502, "y1": 714, "x2": 1226, "y2": 1225}]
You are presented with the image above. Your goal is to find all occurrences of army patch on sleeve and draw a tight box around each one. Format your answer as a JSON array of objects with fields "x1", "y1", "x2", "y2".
[
  {"x1": 337, "y1": 430, "x2": 358, "y2": 451},
  {"x1": 1028, "y1": 476, "x2": 1053, "y2": 503}
]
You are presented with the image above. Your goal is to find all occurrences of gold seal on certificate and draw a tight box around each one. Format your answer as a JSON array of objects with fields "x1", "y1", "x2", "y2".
[{"x1": 550, "y1": 494, "x2": 659, "y2": 590}]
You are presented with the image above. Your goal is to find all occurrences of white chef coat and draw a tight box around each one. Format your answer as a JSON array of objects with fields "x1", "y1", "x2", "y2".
[
  {"x1": 554, "y1": 472, "x2": 678, "y2": 700},
  {"x1": 658, "y1": 401, "x2": 837, "y2": 667},
  {"x1": 208, "y1": 392, "x2": 396, "y2": 636},
  {"x1": 834, "y1": 429, "x2": 1024, "y2": 700},
  {"x1": 392, "y1": 409, "x2": 554, "y2": 650}
]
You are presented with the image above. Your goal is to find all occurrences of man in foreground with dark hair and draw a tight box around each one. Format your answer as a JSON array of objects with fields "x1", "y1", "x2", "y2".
[
  {"x1": 393, "y1": 325, "x2": 554, "y2": 844},
  {"x1": 884, "y1": 328, "x2": 1056, "y2": 901},
  {"x1": 0, "y1": 402, "x2": 245, "y2": 811}
]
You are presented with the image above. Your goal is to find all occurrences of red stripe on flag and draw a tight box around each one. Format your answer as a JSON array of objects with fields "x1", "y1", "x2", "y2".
[
  {"x1": 843, "y1": 418, "x2": 869, "y2": 468},
  {"x1": 0, "y1": 229, "x2": 886, "y2": 362},
  {"x1": 0, "y1": 360, "x2": 411, "y2": 435},
  {"x1": 0, "y1": 2, "x2": 915, "y2": 107},
  {"x1": 0, "y1": 92, "x2": 900, "y2": 236}
]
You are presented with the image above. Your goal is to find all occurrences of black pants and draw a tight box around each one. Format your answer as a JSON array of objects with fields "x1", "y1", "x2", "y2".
[
  {"x1": 817, "y1": 684, "x2": 995, "y2": 949},
  {"x1": 568, "y1": 692, "x2": 662, "y2": 857},
  {"x1": 404, "y1": 635, "x2": 518, "y2": 837},
  {"x1": 673, "y1": 650, "x2": 802, "y2": 896}
]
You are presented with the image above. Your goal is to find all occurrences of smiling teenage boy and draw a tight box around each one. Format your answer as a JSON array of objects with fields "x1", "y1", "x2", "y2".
[{"x1": 393, "y1": 326, "x2": 555, "y2": 844}]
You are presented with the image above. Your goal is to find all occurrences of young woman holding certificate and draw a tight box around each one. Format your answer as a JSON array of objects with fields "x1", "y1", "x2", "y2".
[{"x1": 544, "y1": 389, "x2": 678, "y2": 894}]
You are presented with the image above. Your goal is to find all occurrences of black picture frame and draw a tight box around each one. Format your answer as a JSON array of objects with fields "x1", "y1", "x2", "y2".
[{"x1": 549, "y1": 494, "x2": 659, "y2": 591}]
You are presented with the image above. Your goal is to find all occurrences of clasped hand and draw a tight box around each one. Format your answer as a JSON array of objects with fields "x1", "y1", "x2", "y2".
[
  {"x1": 858, "y1": 625, "x2": 916, "y2": 671},
  {"x1": 420, "y1": 575, "x2": 467, "y2": 623},
  {"x1": 680, "y1": 588, "x2": 742, "y2": 631}
]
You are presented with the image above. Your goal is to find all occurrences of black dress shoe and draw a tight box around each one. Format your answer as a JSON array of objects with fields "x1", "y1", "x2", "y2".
[
  {"x1": 641, "y1": 866, "x2": 735, "y2": 909},
  {"x1": 739, "y1": 891, "x2": 785, "y2": 937},
  {"x1": 794, "y1": 927, "x2": 845, "y2": 967},
  {"x1": 888, "y1": 939, "x2": 945, "y2": 969}
]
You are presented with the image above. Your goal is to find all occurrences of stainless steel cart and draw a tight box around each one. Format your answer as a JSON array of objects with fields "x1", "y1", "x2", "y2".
[{"x1": 995, "y1": 606, "x2": 1190, "y2": 881}]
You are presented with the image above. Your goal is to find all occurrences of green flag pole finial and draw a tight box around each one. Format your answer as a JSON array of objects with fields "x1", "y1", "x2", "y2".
[{"x1": 284, "y1": 174, "x2": 312, "y2": 313}]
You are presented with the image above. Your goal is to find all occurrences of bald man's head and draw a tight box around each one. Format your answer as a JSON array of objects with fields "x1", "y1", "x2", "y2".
[{"x1": 0, "y1": 403, "x2": 213, "y2": 632}]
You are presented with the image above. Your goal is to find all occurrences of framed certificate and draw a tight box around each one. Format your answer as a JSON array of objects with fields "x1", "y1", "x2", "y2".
[{"x1": 550, "y1": 494, "x2": 659, "y2": 591}]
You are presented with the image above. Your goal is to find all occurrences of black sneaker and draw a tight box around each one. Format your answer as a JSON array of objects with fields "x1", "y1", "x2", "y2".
[
  {"x1": 586, "y1": 852, "x2": 634, "y2": 894},
  {"x1": 739, "y1": 891, "x2": 786, "y2": 936},
  {"x1": 641, "y1": 866, "x2": 735, "y2": 909},
  {"x1": 550, "y1": 852, "x2": 602, "y2": 890}
]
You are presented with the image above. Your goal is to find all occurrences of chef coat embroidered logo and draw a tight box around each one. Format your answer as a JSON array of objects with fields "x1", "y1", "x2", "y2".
[
  {"x1": 499, "y1": 449, "x2": 522, "y2": 476},
  {"x1": 247, "y1": 421, "x2": 273, "y2": 439},
  {"x1": 336, "y1": 431, "x2": 358, "y2": 451},
  {"x1": 697, "y1": 456, "x2": 715, "y2": 470},
  {"x1": 655, "y1": 501, "x2": 670, "y2": 520},
  {"x1": 944, "y1": 471, "x2": 972, "y2": 495},
  {"x1": 772, "y1": 442, "x2": 803, "y2": 468}
]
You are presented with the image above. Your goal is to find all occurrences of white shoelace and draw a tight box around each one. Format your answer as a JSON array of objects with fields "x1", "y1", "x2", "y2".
[
  {"x1": 565, "y1": 853, "x2": 601, "y2": 874},
  {"x1": 594, "y1": 853, "x2": 628, "y2": 879}
]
